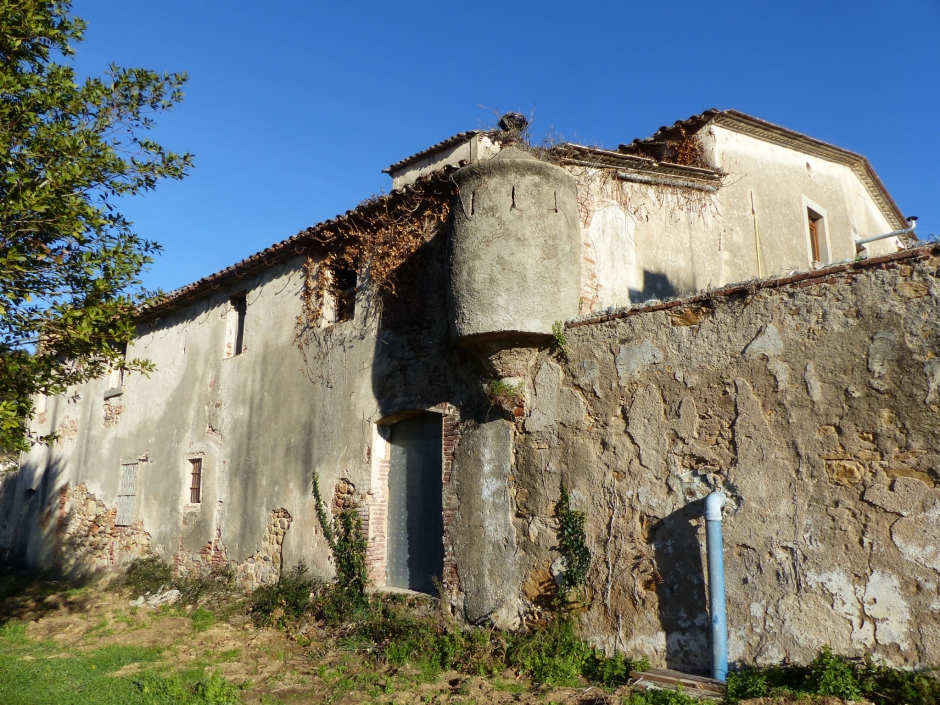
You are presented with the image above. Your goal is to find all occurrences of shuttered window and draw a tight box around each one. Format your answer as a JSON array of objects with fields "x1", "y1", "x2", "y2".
[{"x1": 115, "y1": 461, "x2": 138, "y2": 526}]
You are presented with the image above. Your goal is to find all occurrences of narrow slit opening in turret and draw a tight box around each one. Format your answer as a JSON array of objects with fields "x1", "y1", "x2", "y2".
[{"x1": 511, "y1": 185, "x2": 516, "y2": 209}]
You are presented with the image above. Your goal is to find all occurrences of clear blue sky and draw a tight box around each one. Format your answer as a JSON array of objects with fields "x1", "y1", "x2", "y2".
[{"x1": 72, "y1": 1, "x2": 940, "y2": 294}]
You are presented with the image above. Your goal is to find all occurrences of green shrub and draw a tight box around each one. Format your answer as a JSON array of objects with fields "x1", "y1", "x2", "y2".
[
  {"x1": 310, "y1": 472, "x2": 369, "y2": 621},
  {"x1": 484, "y1": 379, "x2": 523, "y2": 410},
  {"x1": 859, "y1": 657, "x2": 940, "y2": 705},
  {"x1": 190, "y1": 608, "x2": 217, "y2": 633},
  {"x1": 808, "y1": 647, "x2": 863, "y2": 700},
  {"x1": 583, "y1": 650, "x2": 649, "y2": 687},
  {"x1": 325, "y1": 505, "x2": 368, "y2": 616},
  {"x1": 507, "y1": 616, "x2": 587, "y2": 686},
  {"x1": 726, "y1": 646, "x2": 940, "y2": 705},
  {"x1": 176, "y1": 565, "x2": 236, "y2": 607},
  {"x1": 552, "y1": 321, "x2": 569, "y2": 357},
  {"x1": 121, "y1": 556, "x2": 173, "y2": 597},
  {"x1": 248, "y1": 563, "x2": 317, "y2": 628},
  {"x1": 557, "y1": 483, "x2": 591, "y2": 594},
  {"x1": 623, "y1": 686, "x2": 698, "y2": 705},
  {"x1": 132, "y1": 670, "x2": 241, "y2": 704}
]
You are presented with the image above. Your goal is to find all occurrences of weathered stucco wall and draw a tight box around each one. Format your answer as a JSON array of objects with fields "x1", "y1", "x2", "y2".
[
  {"x1": 2, "y1": 259, "x2": 342, "y2": 584},
  {"x1": 1, "y1": 232, "x2": 486, "y2": 590},
  {"x1": 573, "y1": 126, "x2": 900, "y2": 314},
  {"x1": 511, "y1": 248, "x2": 940, "y2": 671}
]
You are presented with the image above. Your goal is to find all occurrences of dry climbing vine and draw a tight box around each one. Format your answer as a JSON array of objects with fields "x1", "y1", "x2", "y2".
[{"x1": 294, "y1": 173, "x2": 454, "y2": 381}]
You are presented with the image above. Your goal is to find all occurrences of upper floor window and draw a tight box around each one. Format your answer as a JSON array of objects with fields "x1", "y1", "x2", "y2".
[
  {"x1": 804, "y1": 202, "x2": 830, "y2": 266},
  {"x1": 224, "y1": 293, "x2": 247, "y2": 358},
  {"x1": 330, "y1": 265, "x2": 356, "y2": 324},
  {"x1": 108, "y1": 343, "x2": 127, "y2": 390}
]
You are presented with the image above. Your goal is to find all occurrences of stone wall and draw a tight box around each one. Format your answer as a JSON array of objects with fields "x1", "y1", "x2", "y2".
[
  {"x1": 510, "y1": 246, "x2": 940, "y2": 671},
  {"x1": 53, "y1": 484, "x2": 152, "y2": 574},
  {"x1": 4, "y1": 478, "x2": 294, "y2": 590},
  {"x1": 172, "y1": 507, "x2": 293, "y2": 590}
]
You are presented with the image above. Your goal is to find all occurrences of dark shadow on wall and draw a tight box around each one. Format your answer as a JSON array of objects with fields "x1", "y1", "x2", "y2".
[
  {"x1": 370, "y1": 232, "x2": 486, "y2": 420},
  {"x1": 0, "y1": 455, "x2": 101, "y2": 624},
  {"x1": 649, "y1": 502, "x2": 710, "y2": 675},
  {"x1": 630, "y1": 270, "x2": 679, "y2": 304},
  {"x1": 0, "y1": 454, "x2": 65, "y2": 568}
]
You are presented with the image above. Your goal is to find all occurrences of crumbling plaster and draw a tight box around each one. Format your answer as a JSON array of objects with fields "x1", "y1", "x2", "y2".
[
  {"x1": 510, "y1": 252, "x2": 940, "y2": 671},
  {"x1": 5, "y1": 259, "x2": 371, "y2": 581},
  {"x1": 574, "y1": 126, "x2": 899, "y2": 314},
  {"x1": 3, "y1": 230, "x2": 487, "y2": 592}
]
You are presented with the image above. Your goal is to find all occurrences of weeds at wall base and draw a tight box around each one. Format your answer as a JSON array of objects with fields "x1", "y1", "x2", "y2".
[
  {"x1": 726, "y1": 646, "x2": 940, "y2": 705},
  {"x1": 7, "y1": 561, "x2": 940, "y2": 704}
]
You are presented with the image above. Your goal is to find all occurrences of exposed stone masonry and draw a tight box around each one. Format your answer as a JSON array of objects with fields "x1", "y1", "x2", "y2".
[
  {"x1": 174, "y1": 507, "x2": 293, "y2": 590},
  {"x1": 53, "y1": 484, "x2": 152, "y2": 574},
  {"x1": 508, "y1": 246, "x2": 940, "y2": 670}
]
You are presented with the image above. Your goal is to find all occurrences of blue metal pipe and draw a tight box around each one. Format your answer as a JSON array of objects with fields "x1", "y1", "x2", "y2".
[{"x1": 705, "y1": 492, "x2": 728, "y2": 681}]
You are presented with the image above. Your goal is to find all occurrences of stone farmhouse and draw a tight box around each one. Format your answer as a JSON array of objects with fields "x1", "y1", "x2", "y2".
[{"x1": 4, "y1": 110, "x2": 940, "y2": 673}]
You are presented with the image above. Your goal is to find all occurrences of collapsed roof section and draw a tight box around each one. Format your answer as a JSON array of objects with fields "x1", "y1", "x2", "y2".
[
  {"x1": 620, "y1": 109, "x2": 906, "y2": 229},
  {"x1": 140, "y1": 109, "x2": 908, "y2": 321}
]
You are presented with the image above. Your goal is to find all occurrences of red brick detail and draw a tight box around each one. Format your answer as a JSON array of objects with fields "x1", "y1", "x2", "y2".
[
  {"x1": 439, "y1": 403, "x2": 461, "y2": 595},
  {"x1": 364, "y1": 403, "x2": 463, "y2": 597},
  {"x1": 365, "y1": 445, "x2": 391, "y2": 585}
]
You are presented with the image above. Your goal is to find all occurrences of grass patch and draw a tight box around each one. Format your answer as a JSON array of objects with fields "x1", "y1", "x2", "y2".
[
  {"x1": 624, "y1": 687, "x2": 698, "y2": 704},
  {"x1": 191, "y1": 608, "x2": 217, "y2": 632},
  {"x1": 0, "y1": 607, "x2": 243, "y2": 705}
]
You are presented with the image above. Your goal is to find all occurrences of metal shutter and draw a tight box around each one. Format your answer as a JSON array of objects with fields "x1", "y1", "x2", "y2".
[{"x1": 115, "y1": 461, "x2": 138, "y2": 526}]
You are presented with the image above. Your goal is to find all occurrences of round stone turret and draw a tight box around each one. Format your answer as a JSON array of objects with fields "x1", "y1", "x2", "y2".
[{"x1": 447, "y1": 147, "x2": 580, "y2": 348}]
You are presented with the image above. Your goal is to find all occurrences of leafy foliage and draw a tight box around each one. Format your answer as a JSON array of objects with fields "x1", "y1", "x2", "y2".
[
  {"x1": 120, "y1": 555, "x2": 172, "y2": 597},
  {"x1": 727, "y1": 646, "x2": 940, "y2": 705},
  {"x1": 556, "y1": 482, "x2": 591, "y2": 593},
  {"x1": 248, "y1": 562, "x2": 318, "y2": 629},
  {"x1": 0, "y1": 0, "x2": 192, "y2": 451},
  {"x1": 309, "y1": 472, "x2": 368, "y2": 619},
  {"x1": 174, "y1": 565, "x2": 237, "y2": 607},
  {"x1": 623, "y1": 686, "x2": 698, "y2": 705},
  {"x1": 484, "y1": 378, "x2": 523, "y2": 411},
  {"x1": 551, "y1": 320, "x2": 569, "y2": 357},
  {"x1": 506, "y1": 614, "x2": 648, "y2": 687}
]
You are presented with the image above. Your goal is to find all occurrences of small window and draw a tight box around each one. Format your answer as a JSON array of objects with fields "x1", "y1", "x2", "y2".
[
  {"x1": 231, "y1": 295, "x2": 246, "y2": 355},
  {"x1": 807, "y1": 208, "x2": 829, "y2": 265},
  {"x1": 224, "y1": 294, "x2": 247, "y2": 358},
  {"x1": 189, "y1": 458, "x2": 202, "y2": 504},
  {"x1": 107, "y1": 343, "x2": 127, "y2": 391},
  {"x1": 331, "y1": 265, "x2": 356, "y2": 324}
]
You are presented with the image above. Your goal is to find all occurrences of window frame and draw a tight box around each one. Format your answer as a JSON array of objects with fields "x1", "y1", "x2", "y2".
[
  {"x1": 189, "y1": 458, "x2": 202, "y2": 504},
  {"x1": 223, "y1": 292, "x2": 248, "y2": 359},
  {"x1": 802, "y1": 197, "x2": 831, "y2": 267},
  {"x1": 115, "y1": 459, "x2": 140, "y2": 527},
  {"x1": 330, "y1": 264, "x2": 357, "y2": 325}
]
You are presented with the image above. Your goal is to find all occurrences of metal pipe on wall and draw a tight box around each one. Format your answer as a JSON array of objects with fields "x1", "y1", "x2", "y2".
[
  {"x1": 705, "y1": 491, "x2": 728, "y2": 681},
  {"x1": 855, "y1": 216, "x2": 917, "y2": 251}
]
